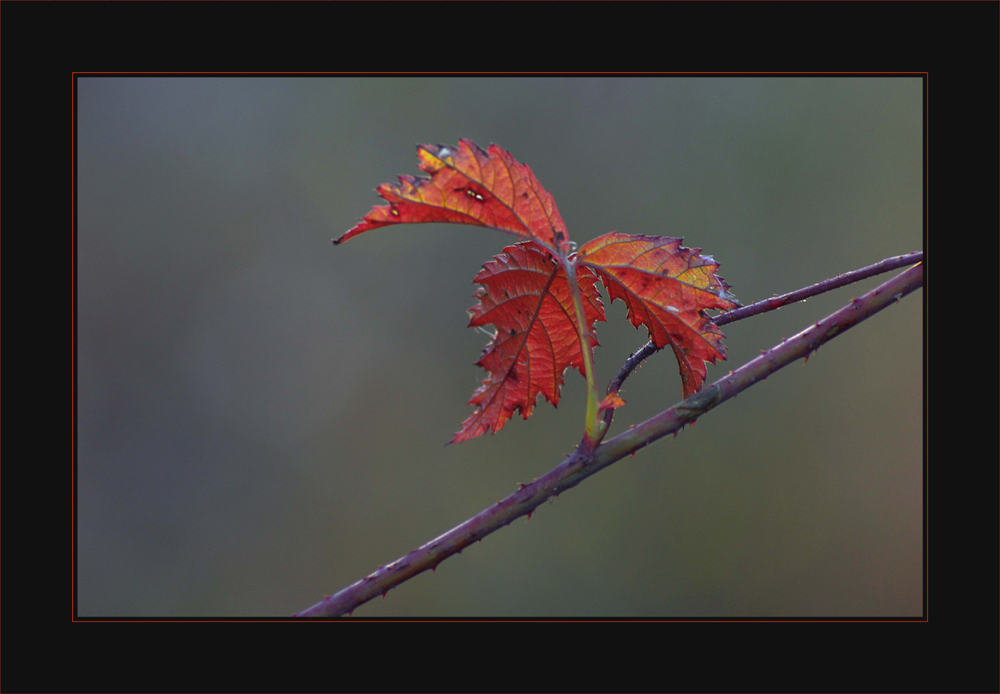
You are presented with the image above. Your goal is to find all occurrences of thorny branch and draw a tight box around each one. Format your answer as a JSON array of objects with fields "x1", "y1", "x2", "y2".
[{"x1": 296, "y1": 255, "x2": 923, "y2": 617}]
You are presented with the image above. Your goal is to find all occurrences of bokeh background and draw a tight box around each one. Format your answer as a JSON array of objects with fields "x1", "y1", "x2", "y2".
[{"x1": 77, "y1": 77, "x2": 923, "y2": 617}]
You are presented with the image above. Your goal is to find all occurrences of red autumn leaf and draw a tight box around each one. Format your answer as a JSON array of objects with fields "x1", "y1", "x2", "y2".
[
  {"x1": 578, "y1": 232, "x2": 740, "y2": 399},
  {"x1": 335, "y1": 140, "x2": 740, "y2": 441},
  {"x1": 334, "y1": 139, "x2": 572, "y2": 255},
  {"x1": 452, "y1": 241, "x2": 604, "y2": 443}
]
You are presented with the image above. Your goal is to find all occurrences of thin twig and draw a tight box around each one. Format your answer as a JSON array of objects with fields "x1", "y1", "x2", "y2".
[
  {"x1": 296, "y1": 261, "x2": 923, "y2": 617},
  {"x1": 714, "y1": 250, "x2": 923, "y2": 327},
  {"x1": 603, "y1": 251, "x2": 924, "y2": 417}
]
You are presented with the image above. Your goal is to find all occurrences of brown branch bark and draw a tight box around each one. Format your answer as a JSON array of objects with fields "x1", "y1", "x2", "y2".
[{"x1": 296, "y1": 260, "x2": 923, "y2": 618}]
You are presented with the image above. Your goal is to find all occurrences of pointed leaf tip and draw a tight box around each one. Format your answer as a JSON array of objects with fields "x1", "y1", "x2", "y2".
[{"x1": 336, "y1": 139, "x2": 572, "y2": 254}]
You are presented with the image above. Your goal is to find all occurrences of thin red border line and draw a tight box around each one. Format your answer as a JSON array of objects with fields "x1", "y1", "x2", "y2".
[{"x1": 70, "y1": 73, "x2": 927, "y2": 622}]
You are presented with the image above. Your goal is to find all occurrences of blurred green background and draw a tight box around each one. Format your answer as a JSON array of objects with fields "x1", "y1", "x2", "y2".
[{"x1": 77, "y1": 77, "x2": 923, "y2": 617}]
